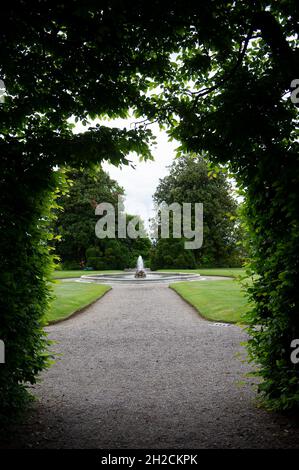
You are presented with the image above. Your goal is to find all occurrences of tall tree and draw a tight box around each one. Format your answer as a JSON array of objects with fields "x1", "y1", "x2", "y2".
[
  {"x1": 54, "y1": 167, "x2": 152, "y2": 269},
  {"x1": 54, "y1": 166, "x2": 124, "y2": 267},
  {"x1": 151, "y1": 155, "x2": 242, "y2": 269}
]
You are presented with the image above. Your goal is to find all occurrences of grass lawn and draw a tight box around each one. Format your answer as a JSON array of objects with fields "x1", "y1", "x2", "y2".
[
  {"x1": 52, "y1": 270, "x2": 123, "y2": 279},
  {"x1": 46, "y1": 281, "x2": 111, "y2": 323},
  {"x1": 170, "y1": 279, "x2": 251, "y2": 323},
  {"x1": 158, "y1": 268, "x2": 245, "y2": 278}
]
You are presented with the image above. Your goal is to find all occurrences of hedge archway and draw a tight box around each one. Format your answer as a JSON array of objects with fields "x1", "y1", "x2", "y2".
[{"x1": 0, "y1": 1, "x2": 298, "y2": 416}]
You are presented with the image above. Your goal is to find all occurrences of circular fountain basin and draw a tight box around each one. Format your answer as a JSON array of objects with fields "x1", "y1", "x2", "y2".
[{"x1": 80, "y1": 272, "x2": 202, "y2": 284}]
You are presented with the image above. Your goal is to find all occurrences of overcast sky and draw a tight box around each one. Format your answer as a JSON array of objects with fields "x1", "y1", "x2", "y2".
[{"x1": 74, "y1": 118, "x2": 178, "y2": 228}]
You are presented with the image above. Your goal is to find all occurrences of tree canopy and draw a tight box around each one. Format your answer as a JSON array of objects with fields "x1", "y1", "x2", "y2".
[
  {"x1": 54, "y1": 166, "x2": 151, "y2": 269},
  {"x1": 151, "y1": 155, "x2": 243, "y2": 269},
  {"x1": 54, "y1": 166, "x2": 123, "y2": 266}
]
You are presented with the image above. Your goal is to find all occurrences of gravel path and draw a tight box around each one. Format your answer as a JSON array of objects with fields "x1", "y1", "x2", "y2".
[{"x1": 5, "y1": 284, "x2": 299, "y2": 448}]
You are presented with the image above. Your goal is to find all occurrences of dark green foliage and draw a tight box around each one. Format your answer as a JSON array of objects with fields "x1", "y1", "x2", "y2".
[
  {"x1": 54, "y1": 168, "x2": 152, "y2": 270},
  {"x1": 151, "y1": 155, "x2": 243, "y2": 270},
  {"x1": 0, "y1": 166, "x2": 66, "y2": 421},
  {"x1": 54, "y1": 167, "x2": 124, "y2": 266},
  {"x1": 150, "y1": 239, "x2": 196, "y2": 270},
  {"x1": 242, "y1": 152, "x2": 299, "y2": 410},
  {"x1": 86, "y1": 257, "x2": 105, "y2": 270},
  {"x1": 86, "y1": 247, "x2": 102, "y2": 259}
]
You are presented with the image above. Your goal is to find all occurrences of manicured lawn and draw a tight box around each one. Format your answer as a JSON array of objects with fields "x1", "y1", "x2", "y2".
[
  {"x1": 158, "y1": 268, "x2": 245, "y2": 278},
  {"x1": 52, "y1": 270, "x2": 123, "y2": 279},
  {"x1": 170, "y1": 279, "x2": 251, "y2": 323},
  {"x1": 46, "y1": 281, "x2": 111, "y2": 323}
]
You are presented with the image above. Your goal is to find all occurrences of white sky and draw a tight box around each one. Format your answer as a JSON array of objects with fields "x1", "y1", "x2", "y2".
[{"x1": 73, "y1": 117, "x2": 178, "y2": 228}]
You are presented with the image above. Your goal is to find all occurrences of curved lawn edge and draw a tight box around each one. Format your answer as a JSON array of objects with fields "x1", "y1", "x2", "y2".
[
  {"x1": 169, "y1": 284, "x2": 210, "y2": 323},
  {"x1": 46, "y1": 283, "x2": 112, "y2": 325},
  {"x1": 52, "y1": 270, "x2": 124, "y2": 280},
  {"x1": 169, "y1": 280, "x2": 250, "y2": 324}
]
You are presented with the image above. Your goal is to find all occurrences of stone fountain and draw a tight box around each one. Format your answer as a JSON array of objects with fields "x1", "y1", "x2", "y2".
[
  {"x1": 81, "y1": 257, "x2": 204, "y2": 283},
  {"x1": 135, "y1": 255, "x2": 146, "y2": 278}
]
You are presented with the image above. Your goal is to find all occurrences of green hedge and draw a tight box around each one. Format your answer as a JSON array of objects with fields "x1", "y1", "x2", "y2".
[{"x1": 0, "y1": 166, "x2": 67, "y2": 421}]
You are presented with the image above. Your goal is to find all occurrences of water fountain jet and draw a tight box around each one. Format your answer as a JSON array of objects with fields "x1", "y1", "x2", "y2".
[{"x1": 135, "y1": 255, "x2": 146, "y2": 278}]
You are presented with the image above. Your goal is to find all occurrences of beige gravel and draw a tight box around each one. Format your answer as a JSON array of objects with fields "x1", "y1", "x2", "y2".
[{"x1": 4, "y1": 283, "x2": 299, "y2": 448}]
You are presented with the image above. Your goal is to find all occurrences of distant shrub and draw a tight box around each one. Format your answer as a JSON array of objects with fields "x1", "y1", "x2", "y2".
[
  {"x1": 86, "y1": 257, "x2": 106, "y2": 270},
  {"x1": 86, "y1": 246, "x2": 102, "y2": 259},
  {"x1": 61, "y1": 261, "x2": 81, "y2": 270}
]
